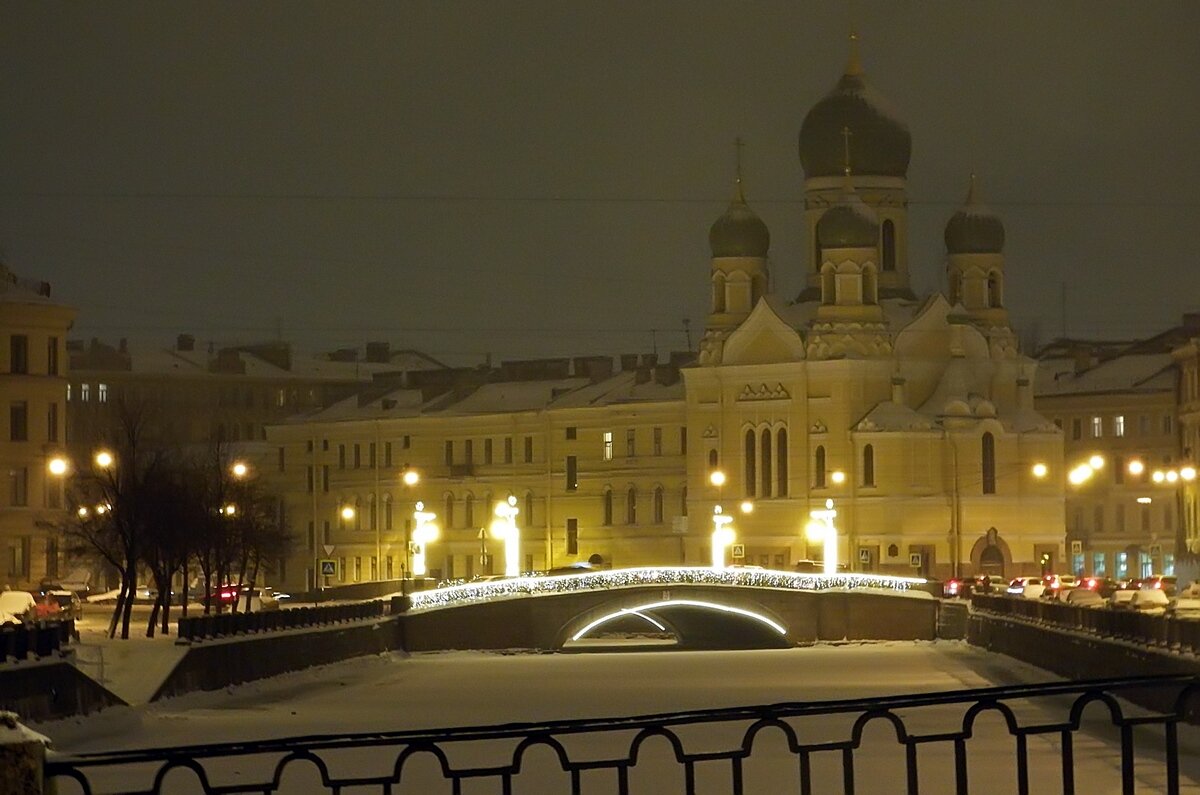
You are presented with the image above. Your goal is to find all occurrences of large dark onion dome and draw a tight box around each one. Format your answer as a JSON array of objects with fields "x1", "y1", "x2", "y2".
[
  {"x1": 817, "y1": 179, "x2": 879, "y2": 249},
  {"x1": 799, "y1": 37, "x2": 911, "y2": 178},
  {"x1": 709, "y1": 178, "x2": 770, "y2": 258},
  {"x1": 944, "y1": 175, "x2": 1005, "y2": 254}
]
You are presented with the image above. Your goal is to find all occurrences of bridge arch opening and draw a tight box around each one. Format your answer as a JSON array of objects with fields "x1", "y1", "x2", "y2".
[{"x1": 562, "y1": 598, "x2": 791, "y2": 651}]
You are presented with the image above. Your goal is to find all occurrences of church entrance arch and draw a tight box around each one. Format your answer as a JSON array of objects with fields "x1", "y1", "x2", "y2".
[{"x1": 969, "y1": 528, "x2": 1011, "y2": 577}]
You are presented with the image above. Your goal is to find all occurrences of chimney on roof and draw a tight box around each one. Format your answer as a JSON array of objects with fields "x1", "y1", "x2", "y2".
[
  {"x1": 1072, "y1": 345, "x2": 1094, "y2": 374},
  {"x1": 641, "y1": 353, "x2": 658, "y2": 368},
  {"x1": 365, "y1": 341, "x2": 390, "y2": 363},
  {"x1": 620, "y1": 354, "x2": 639, "y2": 372},
  {"x1": 654, "y1": 363, "x2": 679, "y2": 386},
  {"x1": 176, "y1": 334, "x2": 194, "y2": 352},
  {"x1": 329, "y1": 348, "x2": 358, "y2": 362},
  {"x1": 634, "y1": 366, "x2": 652, "y2": 385}
]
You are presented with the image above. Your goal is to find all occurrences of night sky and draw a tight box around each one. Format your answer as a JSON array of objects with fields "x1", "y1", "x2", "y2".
[{"x1": 2, "y1": 2, "x2": 1198, "y2": 366}]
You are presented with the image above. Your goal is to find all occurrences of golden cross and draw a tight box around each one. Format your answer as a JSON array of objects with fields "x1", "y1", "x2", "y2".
[
  {"x1": 841, "y1": 126, "x2": 853, "y2": 176},
  {"x1": 734, "y1": 136, "x2": 745, "y2": 181}
]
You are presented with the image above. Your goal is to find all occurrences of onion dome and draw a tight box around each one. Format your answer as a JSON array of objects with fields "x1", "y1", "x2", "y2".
[
  {"x1": 944, "y1": 175, "x2": 1005, "y2": 254},
  {"x1": 817, "y1": 179, "x2": 879, "y2": 249},
  {"x1": 799, "y1": 35, "x2": 911, "y2": 179},
  {"x1": 709, "y1": 178, "x2": 770, "y2": 258}
]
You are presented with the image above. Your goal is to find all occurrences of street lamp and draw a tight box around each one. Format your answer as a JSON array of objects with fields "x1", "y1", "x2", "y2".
[
  {"x1": 710, "y1": 506, "x2": 735, "y2": 569},
  {"x1": 491, "y1": 495, "x2": 521, "y2": 577},
  {"x1": 47, "y1": 456, "x2": 69, "y2": 477},
  {"x1": 95, "y1": 450, "x2": 114, "y2": 469},
  {"x1": 398, "y1": 468, "x2": 421, "y2": 579},
  {"x1": 806, "y1": 499, "x2": 840, "y2": 576},
  {"x1": 230, "y1": 461, "x2": 249, "y2": 479},
  {"x1": 410, "y1": 501, "x2": 438, "y2": 577}
]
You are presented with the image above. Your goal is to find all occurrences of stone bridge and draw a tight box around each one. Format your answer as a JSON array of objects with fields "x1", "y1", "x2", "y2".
[{"x1": 397, "y1": 567, "x2": 939, "y2": 651}]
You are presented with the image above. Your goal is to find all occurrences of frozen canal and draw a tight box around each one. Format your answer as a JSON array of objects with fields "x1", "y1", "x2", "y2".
[{"x1": 38, "y1": 641, "x2": 1200, "y2": 793}]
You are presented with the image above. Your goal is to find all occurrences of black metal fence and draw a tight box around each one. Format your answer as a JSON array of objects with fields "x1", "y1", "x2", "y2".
[
  {"x1": 0, "y1": 619, "x2": 75, "y2": 661},
  {"x1": 973, "y1": 594, "x2": 1200, "y2": 653},
  {"x1": 44, "y1": 675, "x2": 1199, "y2": 795},
  {"x1": 176, "y1": 600, "x2": 387, "y2": 641}
]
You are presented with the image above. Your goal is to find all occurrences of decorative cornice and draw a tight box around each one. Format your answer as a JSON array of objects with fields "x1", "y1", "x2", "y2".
[{"x1": 737, "y1": 382, "x2": 790, "y2": 401}]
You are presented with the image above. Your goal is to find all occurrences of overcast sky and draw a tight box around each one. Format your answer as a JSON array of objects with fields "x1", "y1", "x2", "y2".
[{"x1": 2, "y1": 1, "x2": 1198, "y2": 366}]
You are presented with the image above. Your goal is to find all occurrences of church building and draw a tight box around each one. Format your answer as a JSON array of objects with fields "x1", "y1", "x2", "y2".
[{"x1": 263, "y1": 41, "x2": 1065, "y2": 591}]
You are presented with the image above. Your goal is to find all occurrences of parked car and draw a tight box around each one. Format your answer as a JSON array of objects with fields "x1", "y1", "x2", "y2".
[
  {"x1": 0, "y1": 590, "x2": 37, "y2": 625},
  {"x1": 1142, "y1": 575, "x2": 1178, "y2": 597},
  {"x1": 1080, "y1": 576, "x2": 1120, "y2": 598},
  {"x1": 973, "y1": 575, "x2": 1007, "y2": 594},
  {"x1": 1166, "y1": 597, "x2": 1200, "y2": 619},
  {"x1": 38, "y1": 589, "x2": 83, "y2": 621},
  {"x1": 86, "y1": 584, "x2": 158, "y2": 604},
  {"x1": 1006, "y1": 577, "x2": 1044, "y2": 597},
  {"x1": 1061, "y1": 588, "x2": 1104, "y2": 607},
  {"x1": 1128, "y1": 588, "x2": 1170, "y2": 614},
  {"x1": 943, "y1": 578, "x2": 969, "y2": 598},
  {"x1": 205, "y1": 585, "x2": 280, "y2": 613},
  {"x1": 1109, "y1": 589, "x2": 1138, "y2": 610},
  {"x1": 1042, "y1": 574, "x2": 1079, "y2": 597}
]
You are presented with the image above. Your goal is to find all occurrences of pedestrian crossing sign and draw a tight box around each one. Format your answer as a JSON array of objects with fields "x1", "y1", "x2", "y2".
[{"x1": 319, "y1": 559, "x2": 337, "y2": 577}]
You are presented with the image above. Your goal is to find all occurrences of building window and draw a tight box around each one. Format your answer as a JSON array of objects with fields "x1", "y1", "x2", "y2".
[
  {"x1": 863, "y1": 444, "x2": 875, "y2": 487},
  {"x1": 776, "y1": 429, "x2": 788, "y2": 497},
  {"x1": 626, "y1": 488, "x2": 637, "y2": 524},
  {"x1": 444, "y1": 441, "x2": 454, "y2": 465},
  {"x1": 981, "y1": 433, "x2": 996, "y2": 494},
  {"x1": 680, "y1": 427, "x2": 687, "y2": 455},
  {"x1": 9, "y1": 401, "x2": 27, "y2": 442},
  {"x1": 465, "y1": 494, "x2": 474, "y2": 528},
  {"x1": 47, "y1": 337, "x2": 59, "y2": 375},
  {"x1": 1139, "y1": 415, "x2": 1151, "y2": 436},
  {"x1": 744, "y1": 430, "x2": 757, "y2": 497},
  {"x1": 504, "y1": 437, "x2": 513, "y2": 464},
  {"x1": 368, "y1": 495, "x2": 377, "y2": 530},
  {"x1": 81, "y1": 383, "x2": 90, "y2": 402},
  {"x1": 602, "y1": 431, "x2": 613, "y2": 461},
  {"x1": 708, "y1": 449, "x2": 718, "y2": 470},
  {"x1": 444, "y1": 494, "x2": 455, "y2": 529},
  {"x1": 1114, "y1": 455, "x2": 1124, "y2": 484},
  {"x1": 881, "y1": 219, "x2": 896, "y2": 272},
  {"x1": 9, "y1": 335, "x2": 28, "y2": 374},
  {"x1": 384, "y1": 495, "x2": 393, "y2": 530},
  {"x1": 1113, "y1": 415, "x2": 1125, "y2": 437},
  {"x1": 567, "y1": 518, "x2": 578, "y2": 555},
  {"x1": 1116, "y1": 503, "x2": 1125, "y2": 532},
  {"x1": 815, "y1": 446, "x2": 826, "y2": 488},
  {"x1": 322, "y1": 465, "x2": 329, "y2": 492},
  {"x1": 1093, "y1": 505, "x2": 1104, "y2": 533},
  {"x1": 48, "y1": 402, "x2": 60, "y2": 441},
  {"x1": 338, "y1": 445, "x2": 346, "y2": 469},
  {"x1": 625, "y1": 429, "x2": 636, "y2": 457},
  {"x1": 760, "y1": 429, "x2": 773, "y2": 498},
  {"x1": 565, "y1": 456, "x2": 578, "y2": 491},
  {"x1": 277, "y1": 446, "x2": 285, "y2": 472},
  {"x1": 653, "y1": 487, "x2": 664, "y2": 524},
  {"x1": 9, "y1": 467, "x2": 27, "y2": 506},
  {"x1": 353, "y1": 444, "x2": 361, "y2": 469},
  {"x1": 603, "y1": 489, "x2": 613, "y2": 525},
  {"x1": 524, "y1": 436, "x2": 533, "y2": 463},
  {"x1": 1141, "y1": 504, "x2": 1151, "y2": 532},
  {"x1": 484, "y1": 438, "x2": 493, "y2": 464},
  {"x1": 384, "y1": 442, "x2": 393, "y2": 467},
  {"x1": 653, "y1": 427, "x2": 662, "y2": 456},
  {"x1": 1163, "y1": 415, "x2": 1174, "y2": 435},
  {"x1": 524, "y1": 492, "x2": 534, "y2": 529},
  {"x1": 464, "y1": 439, "x2": 473, "y2": 463},
  {"x1": 306, "y1": 465, "x2": 314, "y2": 493},
  {"x1": 98, "y1": 383, "x2": 108, "y2": 403},
  {"x1": 1071, "y1": 418, "x2": 1081, "y2": 440},
  {"x1": 1091, "y1": 416, "x2": 1102, "y2": 438},
  {"x1": 369, "y1": 443, "x2": 376, "y2": 468},
  {"x1": 681, "y1": 486, "x2": 688, "y2": 516},
  {"x1": 402, "y1": 435, "x2": 411, "y2": 449},
  {"x1": 565, "y1": 426, "x2": 577, "y2": 440}
]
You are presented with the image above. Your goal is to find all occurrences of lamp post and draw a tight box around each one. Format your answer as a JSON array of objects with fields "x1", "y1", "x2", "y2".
[
  {"x1": 491, "y1": 495, "x2": 521, "y2": 577},
  {"x1": 410, "y1": 501, "x2": 438, "y2": 577},
  {"x1": 399, "y1": 468, "x2": 420, "y2": 580},
  {"x1": 710, "y1": 505, "x2": 735, "y2": 569},
  {"x1": 806, "y1": 499, "x2": 839, "y2": 575}
]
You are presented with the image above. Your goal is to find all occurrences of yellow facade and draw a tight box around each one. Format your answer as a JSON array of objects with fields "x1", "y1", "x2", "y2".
[{"x1": 1, "y1": 265, "x2": 76, "y2": 589}]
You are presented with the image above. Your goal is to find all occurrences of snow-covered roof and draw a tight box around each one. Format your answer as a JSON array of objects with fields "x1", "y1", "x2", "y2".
[
  {"x1": 1035, "y1": 353, "x2": 1175, "y2": 397},
  {"x1": 855, "y1": 401, "x2": 936, "y2": 432}
]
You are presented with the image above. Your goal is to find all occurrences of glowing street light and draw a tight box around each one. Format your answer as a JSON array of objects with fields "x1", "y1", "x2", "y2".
[
  {"x1": 710, "y1": 506, "x2": 735, "y2": 569},
  {"x1": 1183, "y1": 467, "x2": 1197, "y2": 482},
  {"x1": 47, "y1": 456, "x2": 69, "y2": 476},
  {"x1": 491, "y1": 495, "x2": 521, "y2": 578},
  {"x1": 230, "y1": 461, "x2": 249, "y2": 479},
  {"x1": 1137, "y1": 497, "x2": 1153, "y2": 505},
  {"x1": 739, "y1": 500, "x2": 754, "y2": 514},
  {"x1": 340, "y1": 505, "x2": 356, "y2": 521},
  {"x1": 709, "y1": 470, "x2": 726, "y2": 488},
  {"x1": 402, "y1": 469, "x2": 420, "y2": 487},
  {"x1": 1031, "y1": 463, "x2": 1048, "y2": 479},
  {"x1": 1128, "y1": 460, "x2": 1145, "y2": 476},
  {"x1": 223, "y1": 504, "x2": 237, "y2": 516},
  {"x1": 410, "y1": 501, "x2": 439, "y2": 577},
  {"x1": 1152, "y1": 470, "x2": 1166, "y2": 484},
  {"x1": 830, "y1": 470, "x2": 846, "y2": 485},
  {"x1": 95, "y1": 451, "x2": 114, "y2": 469},
  {"x1": 1166, "y1": 470, "x2": 1180, "y2": 484},
  {"x1": 77, "y1": 507, "x2": 89, "y2": 518},
  {"x1": 1088, "y1": 454, "x2": 1105, "y2": 471},
  {"x1": 805, "y1": 499, "x2": 840, "y2": 576},
  {"x1": 1068, "y1": 464, "x2": 1095, "y2": 486}
]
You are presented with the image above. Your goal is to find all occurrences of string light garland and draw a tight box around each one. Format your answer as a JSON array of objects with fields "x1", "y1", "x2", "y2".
[{"x1": 409, "y1": 566, "x2": 927, "y2": 612}]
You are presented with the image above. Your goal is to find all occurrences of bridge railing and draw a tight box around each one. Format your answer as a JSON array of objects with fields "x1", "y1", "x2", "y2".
[
  {"x1": 972, "y1": 594, "x2": 1200, "y2": 653},
  {"x1": 43, "y1": 675, "x2": 1199, "y2": 795},
  {"x1": 176, "y1": 600, "x2": 388, "y2": 642}
]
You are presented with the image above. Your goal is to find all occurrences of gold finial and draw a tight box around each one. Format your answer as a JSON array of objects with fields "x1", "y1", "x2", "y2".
[
  {"x1": 845, "y1": 30, "x2": 864, "y2": 76},
  {"x1": 841, "y1": 126, "x2": 853, "y2": 178}
]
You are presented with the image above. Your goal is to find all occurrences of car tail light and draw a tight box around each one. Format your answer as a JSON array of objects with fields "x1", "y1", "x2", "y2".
[{"x1": 1154, "y1": 581, "x2": 1162, "y2": 589}]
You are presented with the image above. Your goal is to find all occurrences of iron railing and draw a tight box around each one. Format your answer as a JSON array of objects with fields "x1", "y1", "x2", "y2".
[
  {"x1": 973, "y1": 593, "x2": 1200, "y2": 653},
  {"x1": 44, "y1": 674, "x2": 1199, "y2": 795},
  {"x1": 176, "y1": 600, "x2": 387, "y2": 642},
  {"x1": 0, "y1": 619, "x2": 74, "y2": 661}
]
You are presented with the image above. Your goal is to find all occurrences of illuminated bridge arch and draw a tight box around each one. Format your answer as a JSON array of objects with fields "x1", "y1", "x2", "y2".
[{"x1": 560, "y1": 597, "x2": 792, "y2": 651}]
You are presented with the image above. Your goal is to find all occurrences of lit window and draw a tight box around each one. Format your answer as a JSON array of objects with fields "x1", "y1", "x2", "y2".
[
  {"x1": 602, "y1": 431, "x2": 613, "y2": 461},
  {"x1": 1090, "y1": 416, "x2": 1102, "y2": 437},
  {"x1": 1113, "y1": 415, "x2": 1124, "y2": 437},
  {"x1": 96, "y1": 383, "x2": 107, "y2": 403},
  {"x1": 81, "y1": 383, "x2": 90, "y2": 402},
  {"x1": 66, "y1": 384, "x2": 71, "y2": 402}
]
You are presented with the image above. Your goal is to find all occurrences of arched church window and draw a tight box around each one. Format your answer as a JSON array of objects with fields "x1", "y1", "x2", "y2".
[
  {"x1": 882, "y1": 219, "x2": 896, "y2": 272},
  {"x1": 760, "y1": 428, "x2": 773, "y2": 498},
  {"x1": 712, "y1": 272, "x2": 726, "y2": 313},
  {"x1": 464, "y1": 494, "x2": 474, "y2": 528},
  {"x1": 525, "y1": 492, "x2": 534, "y2": 529},
  {"x1": 653, "y1": 487, "x2": 664, "y2": 524},
  {"x1": 815, "y1": 446, "x2": 827, "y2": 488},
  {"x1": 444, "y1": 494, "x2": 455, "y2": 529},
  {"x1": 982, "y1": 433, "x2": 996, "y2": 494},
  {"x1": 744, "y1": 430, "x2": 757, "y2": 497},
  {"x1": 626, "y1": 487, "x2": 637, "y2": 525},
  {"x1": 776, "y1": 429, "x2": 788, "y2": 497},
  {"x1": 988, "y1": 272, "x2": 1002, "y2": 308},
  {"x1": 708, "y1": 449, "x2": 718, "y2": 471},
  {"x1": 602, "y1": 489, "x2": 613, "y2": 526},
  {"x1": 681, "y1": 486, "x2": 688, "y2": 517},
  {"x1": 863, "y1": 444, "x2": 875, "y2": 487}
]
